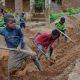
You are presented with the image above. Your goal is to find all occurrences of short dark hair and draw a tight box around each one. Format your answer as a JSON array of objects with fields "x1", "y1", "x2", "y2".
[
  {"x1": 4, "y1": 14, "x2": 15, "y2": 23},
  {"x1": 0, "y1": 8, "x2": 4, "y2": 13},
  {"x1": 21, "y1": 13, "x2": 24, "y2": 16},
  {"x1": 60, "y1": 17, "x2": 65, "y2": 22},
  {"x1": 51, "y1": 29, "x2": 60, "y2": 38}
]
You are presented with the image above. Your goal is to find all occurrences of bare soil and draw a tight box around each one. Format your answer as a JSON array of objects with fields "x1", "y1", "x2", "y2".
[{"x1": 0, "y1": 14, "x2": 80, "y2": 80}]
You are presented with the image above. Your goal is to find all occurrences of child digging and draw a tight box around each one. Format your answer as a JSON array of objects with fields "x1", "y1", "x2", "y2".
[
  {"x1": 55, "y1": 17, "x2": 67, "y2": 43},
  {"x1": 0, "y1": 14, "x2": 42, "y2": 80},
  {"x1": 34, "y1": 29, "x2": 60, "y2": 65}
]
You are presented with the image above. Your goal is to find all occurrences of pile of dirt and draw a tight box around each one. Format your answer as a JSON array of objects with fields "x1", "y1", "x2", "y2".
[
  {"x1": 0, "y1": 36, "x2": 8, "y2": 80},
  {"x1": 68, "y1": 59, "x2": 80, "y2": 80},
  {"x1": 0, "y1": 55, "x2": 8, "y2": 80},
  {"x1": 17, "y1": 34, "x2": 80, "y2": 80},
  {"x1": 0, "y1": 14, "x2": 80, "y2": 80}
]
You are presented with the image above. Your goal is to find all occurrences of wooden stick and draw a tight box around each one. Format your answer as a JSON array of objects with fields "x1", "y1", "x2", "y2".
[
  {"x1": 0, "y1": 47, "x2": 19, "y2": 51},
  {"x1": 0, "y1": 47, "x2": 36, "y2": 56},
  {"x1": 32, "y1": 39, "x2": 51, "y2": 63},
  {"x1": 32, "y1": 38, "x2": 46, "y2": 55},
  {"x1": 57, "y1": 29, "x2": 74, "y2": 43}
]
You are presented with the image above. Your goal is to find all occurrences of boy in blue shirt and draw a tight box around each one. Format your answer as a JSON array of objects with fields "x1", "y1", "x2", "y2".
[{"x1": 0, "y1": 14, "x2": 42, "y2": 79}]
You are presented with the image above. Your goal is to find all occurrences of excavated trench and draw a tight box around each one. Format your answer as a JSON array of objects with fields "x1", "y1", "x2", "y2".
[{"x1": 0, "y1": 14, "x2": 80, "y2": 80}]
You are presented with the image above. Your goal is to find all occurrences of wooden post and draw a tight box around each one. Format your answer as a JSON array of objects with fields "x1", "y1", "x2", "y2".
[
  {"x1": 45, "y1": 0, "x2": 51, "y2": 26},
  {"x1": 14, "y1": 0, "x2": 23, "y2": 13}
]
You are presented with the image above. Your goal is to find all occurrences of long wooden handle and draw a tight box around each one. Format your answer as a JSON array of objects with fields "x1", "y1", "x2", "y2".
[
  {"x1": 0, "y1": 47, "x2": 36, "y2": 56},
  {"x1": 0, "y1": 47, "x2": 18, "y2": 51},
  {"x1": 57, "y1": 29, "x2": 74, "y2": 43}
]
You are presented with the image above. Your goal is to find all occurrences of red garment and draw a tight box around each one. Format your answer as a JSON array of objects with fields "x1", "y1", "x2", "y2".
[{"x1": 35, "y1": 32, "x2": 56, "y2": 49}]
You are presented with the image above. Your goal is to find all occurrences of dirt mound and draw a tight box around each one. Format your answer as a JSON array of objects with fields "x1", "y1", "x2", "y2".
[
  {"x1": 0, "y1": 56, "x2": 8, "y2": 80},
  {"x1": 0, "y1": 14, "x2": 80, "y2": 80},
  {"x1": 17, "y1": 35, "x2": 80, "y2": 80},
  {"x1": 68, "y1": 59, "x2": 80, "y2": 80}
]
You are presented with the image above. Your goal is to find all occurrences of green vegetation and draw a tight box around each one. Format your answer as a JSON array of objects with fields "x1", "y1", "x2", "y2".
[
  {"x1": 34, "y1": 0, "x2": 45, "y2": 12},
  {"x1": 50, "y1": 8, "x2": 80, "y2": 23},
  {"x1": 0, "y1": 0, "x2": 3, "y2": 8},
  {"x1": 56, "y1": 0, "x2": 62, "y2": 4},
  {"x1": 0, "y1": 16, "x2": 4, "y2": 27}
]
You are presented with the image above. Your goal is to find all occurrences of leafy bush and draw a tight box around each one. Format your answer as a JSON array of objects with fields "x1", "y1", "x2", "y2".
[
  {"x1": 34, "y1": 0, "x2": 45, "y2": 12},
  {"x1": 0, "y1": 0, "x2": 3, "y2": 8},
  {"x1": 56, "y1": 0, "x2": 62, "y2": 5},
  {"x1": 50, "y1": 8, "x2": 80, "y2": 23},
  {"x1": 68, "y1": 8, "x2": 80, "y2": 15}
]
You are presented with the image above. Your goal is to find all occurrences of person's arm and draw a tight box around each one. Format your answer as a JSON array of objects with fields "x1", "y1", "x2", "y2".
[
  {"x1": 19, "y1": 16, "x2": 22, "y2": 22},
  {"x1": 0, "y1": 28, "x2": 4, "y2": 35},
  {"x1": 64, "y1": 23, "x2": 67, "y2": 30},
  {"x1": 47, "y1": 40, "x2": 57, "y2": 55},
  {"x1": 48, "y1": 44, "x2": 53, "y2": 55},
  {"x1": 24, "y1": 16, "x2": 26, "y2": 22},
  {"x1": 18, "y1": 28, "x2": 25, "y2": 49}
]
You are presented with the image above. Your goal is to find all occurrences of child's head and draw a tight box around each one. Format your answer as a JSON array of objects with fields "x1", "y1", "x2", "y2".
[
  {"x1": 0, "y1": 8, "x2": 4, "y2": 16},
  {"x1": 60, "y1": 17, "x2": 65, "y2": 24},
  {"x1": 51, "y1": 29, "x2": 60, "y2": 39},
  {"x1": 21, "y1": 13, "x2": 24, "y2": 17},
  {"x1": 4, "y1": 14, "x2": 16, "y2": 29},
  {"x1": 0, "y1": 8, "x2": 3, "y2": 13},
  {"x1": 16, "y1": 13, "x2": 19, "y2": 15}
]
